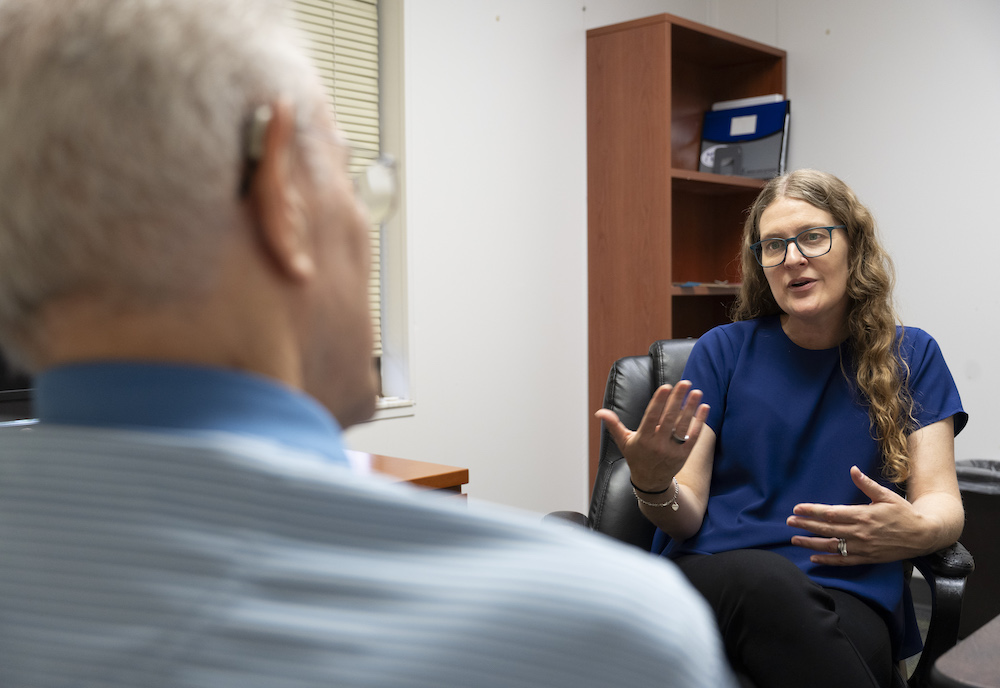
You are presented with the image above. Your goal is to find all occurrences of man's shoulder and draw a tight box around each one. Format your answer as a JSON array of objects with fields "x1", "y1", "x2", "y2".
[
  {"x1": 0, "y1": 424, "x2": 678, "y2": 574},
  {"x1": 0, "y1": 425, "x2": 735, "y2": 687},
  {"x1": 0, "y1": 424, "x2": 671, "y2": 582}
]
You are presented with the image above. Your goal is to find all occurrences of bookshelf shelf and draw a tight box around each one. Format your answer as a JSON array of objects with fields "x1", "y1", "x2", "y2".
[
  {"x1": 671, "y1": 283, "x2": 741, "y2": 296},
  {"x1": 671, "y1": 168, "x2": 767, "y2": 191}
]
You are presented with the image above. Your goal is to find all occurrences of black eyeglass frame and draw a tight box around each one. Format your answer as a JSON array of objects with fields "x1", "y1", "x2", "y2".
[{"x1": 750, "y1": 225, "x2": 846, "y2": 268}]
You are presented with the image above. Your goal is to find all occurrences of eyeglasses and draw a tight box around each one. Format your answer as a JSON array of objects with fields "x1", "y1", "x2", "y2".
[
  {"x1": 238, "y1": 105, "x2": 398, "y2": 224},
  {"x1": 750, "y1": 225, "x2": 845, "y2": 268}
]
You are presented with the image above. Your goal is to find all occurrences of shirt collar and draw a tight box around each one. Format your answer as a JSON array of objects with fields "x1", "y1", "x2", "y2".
[{"x1": 35, "y1": 361, "x2": 347, "y2": 465}]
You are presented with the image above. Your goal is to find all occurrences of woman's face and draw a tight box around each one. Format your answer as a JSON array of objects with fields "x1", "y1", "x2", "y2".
[{"x1": 758, "y1": 196, "x2": 850, "y2": 341}]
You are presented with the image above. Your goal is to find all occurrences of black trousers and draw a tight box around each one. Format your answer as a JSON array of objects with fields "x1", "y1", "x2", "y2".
[{"x1": 675, "y1": 550, "x2": 893, "y2": 688}]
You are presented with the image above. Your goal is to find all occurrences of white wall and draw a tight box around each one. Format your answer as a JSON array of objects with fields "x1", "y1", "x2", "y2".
[
  {"x1": 346, "y1": 0, "x2": 1000, "y2": 515},
  {"x1": 346, "y1": 1, "x2": 595, "y2": 515}
]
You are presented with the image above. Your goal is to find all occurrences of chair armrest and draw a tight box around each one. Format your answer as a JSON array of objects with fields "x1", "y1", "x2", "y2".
[
  {"x1": 543, "y1": 510, "x2": 590, "y2": 528},
  {"x1": 907, "y1": 542, "x2": 974, "y2": 688},
  {"x1": 911, "y1": 541, "x2": 974, "y2": 580}
]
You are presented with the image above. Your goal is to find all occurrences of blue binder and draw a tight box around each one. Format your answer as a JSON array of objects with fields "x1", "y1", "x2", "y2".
[{"x1": 698, "y1": 100, "x2": 790, "y2": 179}]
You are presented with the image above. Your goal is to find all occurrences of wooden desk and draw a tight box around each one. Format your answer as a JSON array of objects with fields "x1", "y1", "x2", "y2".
[
  {"x1": 345, "y1": 450, "x2": 469, "y2": 494},
  {"x1": 931, "y1": 613, "x2": 1000, "y2": 688}
]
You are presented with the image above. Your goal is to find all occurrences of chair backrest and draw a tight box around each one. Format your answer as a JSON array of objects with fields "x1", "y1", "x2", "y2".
[{"x1": 589, "y1": 339, "x2": 697, "y2": 550}]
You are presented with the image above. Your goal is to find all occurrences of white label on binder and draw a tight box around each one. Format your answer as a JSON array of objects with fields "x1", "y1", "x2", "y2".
[{"x1": 730, "y1": 114, "x2": 758, "y2": 136}]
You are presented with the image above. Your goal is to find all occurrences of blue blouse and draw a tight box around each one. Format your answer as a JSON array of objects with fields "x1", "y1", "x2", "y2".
[{"x1": 654, "y1": 316, "x2": 967, "y2": 658}]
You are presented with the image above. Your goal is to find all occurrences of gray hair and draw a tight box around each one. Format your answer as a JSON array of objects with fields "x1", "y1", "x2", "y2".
[{"x1": 0, "y1": 0, "x2": 319, "y2": 363}]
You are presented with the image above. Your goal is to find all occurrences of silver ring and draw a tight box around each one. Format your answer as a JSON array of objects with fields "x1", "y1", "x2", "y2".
[
  {"x1": 837, "y1": 538, "x2": 848, "y2": 557},
  {"x1": 670, "y1": 429, "x2": 689, "y2": 445}
]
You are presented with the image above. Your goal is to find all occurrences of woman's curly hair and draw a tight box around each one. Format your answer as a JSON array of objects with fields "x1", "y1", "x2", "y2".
[{"x1": 732, "y1": 169, "x2": 914, "y2": 484}]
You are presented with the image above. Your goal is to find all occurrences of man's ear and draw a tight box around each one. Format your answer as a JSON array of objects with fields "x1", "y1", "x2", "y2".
[{"x1": 247, "y1": 100, "x2": 316, "y2": 281}]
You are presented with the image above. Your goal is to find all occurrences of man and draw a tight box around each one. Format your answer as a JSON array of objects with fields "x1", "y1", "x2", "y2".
[{"x1": 0, "y1": 1, "x2": 734, "y2": 686}]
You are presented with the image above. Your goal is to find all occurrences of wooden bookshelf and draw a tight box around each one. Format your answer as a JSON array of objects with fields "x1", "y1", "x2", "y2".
[{"x1": 587, "y1": 14, "x2": 786, "y2": 481}]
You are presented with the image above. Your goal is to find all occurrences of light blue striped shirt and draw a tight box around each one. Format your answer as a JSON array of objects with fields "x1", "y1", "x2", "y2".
[{"x1": 0, "y1": 363, "x2": 735, "y2": 687}]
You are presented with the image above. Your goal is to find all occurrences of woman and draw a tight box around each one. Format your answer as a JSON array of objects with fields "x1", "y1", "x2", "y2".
[{"x1": 598, "y1": 169, "x2": 966, "y2": 688}]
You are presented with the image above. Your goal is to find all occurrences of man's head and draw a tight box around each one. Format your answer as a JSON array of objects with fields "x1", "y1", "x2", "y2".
[{"x1": 0, "y1": 0, "x2": 378, "y2": 426}]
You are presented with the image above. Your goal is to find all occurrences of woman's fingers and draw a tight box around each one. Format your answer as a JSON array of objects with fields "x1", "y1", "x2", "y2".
[
  {"x1": 596, "y1": 381, "x2": 709, "y2": 458},
  {"x1": 668, "y1": 386, "x2": 704, "y2": 440},
  {"x1": 635, "y1": 383, "x2": 674, "y2": 435}
]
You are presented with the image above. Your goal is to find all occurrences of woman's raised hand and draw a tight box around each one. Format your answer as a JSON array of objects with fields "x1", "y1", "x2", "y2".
[{"x1": 595, "y1": 381, "x2": 710, "y2": 492}]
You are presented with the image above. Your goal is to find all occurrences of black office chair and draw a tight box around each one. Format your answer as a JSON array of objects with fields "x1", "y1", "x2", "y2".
[{"x1": 548, "y1": 339, "x2": 974, "y2": 688}]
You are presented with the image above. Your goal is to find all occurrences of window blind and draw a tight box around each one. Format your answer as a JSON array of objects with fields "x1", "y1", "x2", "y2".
[{"x1": 289, "y1": 0, "x2": 382, "y2": 357}]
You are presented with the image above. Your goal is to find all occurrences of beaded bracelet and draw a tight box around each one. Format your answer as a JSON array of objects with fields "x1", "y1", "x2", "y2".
[{"x1": 633, "y1": 477, "x2": 680, "y2": 511}]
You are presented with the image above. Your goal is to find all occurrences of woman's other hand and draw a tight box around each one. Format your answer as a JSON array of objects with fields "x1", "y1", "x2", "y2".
[
  {"x1": 788, "y1": 467, "x2": 924, "y2": 565},
  {"x1": 789, "y1": 468, "x2": 962, "y2": 567},
  {"x1": 788, "y1": 418, "x2": 964, "y2": 565}
]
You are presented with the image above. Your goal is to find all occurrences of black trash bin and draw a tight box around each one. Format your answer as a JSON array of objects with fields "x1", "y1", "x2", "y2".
[{"x1": 956, "y1": 459, "x2": 1000, "y2": 638}]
